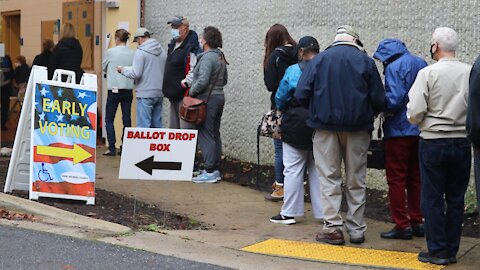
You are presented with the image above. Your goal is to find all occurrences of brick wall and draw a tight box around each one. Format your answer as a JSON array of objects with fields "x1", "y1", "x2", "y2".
[{"x1": 145, "y1": 0, "x2": 480, "y2": 164}]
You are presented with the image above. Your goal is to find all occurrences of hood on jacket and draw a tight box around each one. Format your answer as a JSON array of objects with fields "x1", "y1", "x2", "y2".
[
  {"x1": 373, "y1": 38, "x2": 408, "y2": 64},
  {"x1": 59, "y1": 37, "x2": 82, "y2": 50},
  {"x1": 138, "y1": 38, "x2": 163, "y2": 56},
  {"x1": 276, "y1": 45, "x2": 298, "y2": 62}
]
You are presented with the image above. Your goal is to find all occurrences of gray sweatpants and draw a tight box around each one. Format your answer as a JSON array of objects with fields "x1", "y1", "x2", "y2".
[
  {"x1": 312, "y1": 129, "x2": 370, "y2": 239},
  {"x1": 198, "y1": 94, "x2": 225, "y2": 171}
]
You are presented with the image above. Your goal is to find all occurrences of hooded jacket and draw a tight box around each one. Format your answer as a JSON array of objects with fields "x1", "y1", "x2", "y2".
[
  {"x1": 122, "y1": 38, "x2": 167, "y2": 98},
  {"x1": 295, "y1": 42, "x2": 385, "y2": 131},
  {"x1": 275, "y1": 61, "x2": 313, "y2": 150},
  {"x1": 50, "y1": 37, "x2": 84, "y2": 84},
  {"x1": 264, "y1": 45, "x2": 298, "y2": 108},
  {"x1": 373, "y1": 39, "x2": 427, "y2": 138},
  {"x1": 163, "y1": 30, "x2": 201, "y2": 99}
]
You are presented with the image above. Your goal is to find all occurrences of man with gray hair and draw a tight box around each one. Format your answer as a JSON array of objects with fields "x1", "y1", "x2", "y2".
[
  {"x1": 407, "y1": 27, "x2": 471, "y2": 265},
  {"x1": 295, "y1": 25, "x2": 384, "y2": 245}
]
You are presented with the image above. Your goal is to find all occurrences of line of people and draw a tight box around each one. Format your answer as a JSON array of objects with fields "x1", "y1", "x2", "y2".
[
  {"x1": 103, "y1": 16, "x2": 228, "y2": 183},
  {"x1": 264, "y1": 24, "x2": 478, "y2": 266}
]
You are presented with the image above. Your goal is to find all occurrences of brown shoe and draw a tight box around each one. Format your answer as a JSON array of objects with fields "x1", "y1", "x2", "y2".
[
  {"x1": 264, "y1": 186, "x2": 284, "y2": 201},
  {"x1": 315, "y1": 228, "x2": 345, "y2": 245}
]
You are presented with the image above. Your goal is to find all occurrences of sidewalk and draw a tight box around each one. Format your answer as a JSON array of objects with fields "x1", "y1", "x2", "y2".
[
  {"x1": 93, "y1": 150, "x2": 480, "y2": 270},
  {"x1": 1, "y1": 149, "x2": 479, "y2": 269}
]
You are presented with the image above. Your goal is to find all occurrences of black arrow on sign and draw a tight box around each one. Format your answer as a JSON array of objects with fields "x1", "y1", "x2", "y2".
[{"x1": 135, "y1": 156, "x2": 182, "y2": 175}]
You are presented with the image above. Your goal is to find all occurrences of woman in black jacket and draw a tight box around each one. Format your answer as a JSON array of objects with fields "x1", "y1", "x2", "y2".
[
  {"x1": 33, "y1": 39, "x2": 54, "y2": 68},
  {"x1": 263, "y1": 24, "x2": 298, "y2": 201},
  {"x1": 50, "y1": 23, "x2": 84, "y2": 83}
]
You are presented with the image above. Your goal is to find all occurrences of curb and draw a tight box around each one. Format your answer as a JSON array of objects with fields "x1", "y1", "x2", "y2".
[{"x1": 0, "y1": 192, "x2": 130, "y2": 234}]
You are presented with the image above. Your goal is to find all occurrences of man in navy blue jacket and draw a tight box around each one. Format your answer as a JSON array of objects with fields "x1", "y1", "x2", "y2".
[
  {"x1": 295, "y1": 25, "x2": 384, "y2": 245},
  {"x1": 373, "y1": 39, "x2": 427, "y2": 240}
]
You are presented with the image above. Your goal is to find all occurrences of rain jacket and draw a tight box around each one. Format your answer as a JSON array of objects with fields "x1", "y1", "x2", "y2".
[
  {"x1": 295, "y1": 42, "x2": 385, "y2": 132},
  {"x1": 275, "y1": 61, "x2": 314, "y2": 150},
  {"x1": 121, "y1": 38, "x2": 167, "y2": 98},
  {"x1": 373, "y1": 39, "x2": 427, "y2": 138}
]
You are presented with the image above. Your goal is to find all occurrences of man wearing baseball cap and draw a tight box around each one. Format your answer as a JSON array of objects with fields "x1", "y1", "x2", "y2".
[
  {"x1": 163, "y1": 16, "x2": 201, "y2": 129},
  {"x1": 295, "y1": 25, "x2": 385, "y2": 245},
  {"x1": 117, "y1": 27, "x2": 167, "y2": 128}
]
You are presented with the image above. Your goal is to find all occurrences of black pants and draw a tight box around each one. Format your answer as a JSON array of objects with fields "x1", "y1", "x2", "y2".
[
  {"x1": 1, "y1": 85, "x2": 11, "y2": 128},
  {"x1": 419, "y1": 138, "x2": 471, "y2": 257},
  {"x1": 105, "y1": 90, "x2": 133, "y2": 152}
]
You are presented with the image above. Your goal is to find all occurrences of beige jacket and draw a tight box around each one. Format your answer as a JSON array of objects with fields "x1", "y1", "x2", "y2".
[{"x1": 407, "y1": 57, "x2": 472, "y2": 139}]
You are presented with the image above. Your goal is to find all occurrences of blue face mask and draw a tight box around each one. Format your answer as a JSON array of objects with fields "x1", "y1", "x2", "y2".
[{"x1": 171, "y1": 29, "x2": 180, "y2": 39}]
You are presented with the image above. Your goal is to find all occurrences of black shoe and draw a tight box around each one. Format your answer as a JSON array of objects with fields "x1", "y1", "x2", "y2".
[
  {"x1": 418, "y1": 251, "x2": 450, "y2": 265},
  {"x1": 103, "y1": 150, "x2": 116, "y2": 156},
  {"x1": 269, "y1": 214, "x2": 296, "y2": 225},
  {"x1": 350, "y1": 235, "x2": 365, "y2": 244},
  {"x1": 412, "y1": 224, "x2": 425, "y2": 237},
  {"x1": 380, "y1": 227, "x2": 413, "y2": 240}
]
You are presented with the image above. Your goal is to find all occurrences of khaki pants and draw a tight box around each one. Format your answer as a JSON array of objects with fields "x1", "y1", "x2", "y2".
[{"x1": 312, "y1": 129, "x2": 370, "y2": 238}]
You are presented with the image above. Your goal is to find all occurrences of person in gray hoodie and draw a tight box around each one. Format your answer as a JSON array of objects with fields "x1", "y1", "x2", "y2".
[{"x1": 117, "y1": 27, "x2": 167, "y2": 128}]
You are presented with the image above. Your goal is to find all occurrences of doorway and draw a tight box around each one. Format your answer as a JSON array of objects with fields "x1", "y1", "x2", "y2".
[{"x1": 2, "y1": 11, "x2": 21, "y2": 61}]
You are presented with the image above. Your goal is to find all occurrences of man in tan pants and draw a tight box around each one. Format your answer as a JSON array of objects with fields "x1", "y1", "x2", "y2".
[{"x1": 295, "y1": 25, "x2": 385, "y2": 245}]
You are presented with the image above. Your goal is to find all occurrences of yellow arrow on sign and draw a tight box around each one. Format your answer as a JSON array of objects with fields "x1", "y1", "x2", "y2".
[{"x1": 37, "y1": 144, "x2": 92, "y2": 164}]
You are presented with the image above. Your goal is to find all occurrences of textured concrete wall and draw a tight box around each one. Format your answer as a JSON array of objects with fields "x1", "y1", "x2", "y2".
[{"x1": 145, "y1": 0, "x2": 480, "y2": 164}]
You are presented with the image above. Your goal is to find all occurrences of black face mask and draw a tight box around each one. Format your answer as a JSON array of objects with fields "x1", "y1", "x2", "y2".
[{"x1": 430, "y1": 44, "x2": 436, "y2": 60}]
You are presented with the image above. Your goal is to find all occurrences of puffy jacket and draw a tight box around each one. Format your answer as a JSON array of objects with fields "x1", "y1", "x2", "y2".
[
  {"x1": 163, "y1": 30, "x2": 201, "y2": 99},
  {"x1": 50, "y1": 37, "x2": 84, "y2": 84},
  {"x1": 373, "y1": 39, "x2": 427, "y2": 138},
  {"x1": 275, "y1": 62, "x2": 313, "y2": 150},
  {"x1": 264, "y1": 45, "x2": 298, "y2": 108},
  {"x1": 295, "y1": 42, "x2": 385, "y2": 131}
]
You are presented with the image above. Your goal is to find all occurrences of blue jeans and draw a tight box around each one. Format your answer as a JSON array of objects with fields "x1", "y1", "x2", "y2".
[
  {"x1": 474, "y1": 149, "x2": 480, "y2": 217},
  {"x1": 105, "y1": 90, "x2": 132, "y2": 152},
  {"x1": 419, "y1": 138, "x2": 471, "y2": 257},
  {"x1": 136, "y1": 97, "x2": 163, "y2": 128},
  {"x1": 274, "y1": 139, "x2": 284, "y2": 184}
]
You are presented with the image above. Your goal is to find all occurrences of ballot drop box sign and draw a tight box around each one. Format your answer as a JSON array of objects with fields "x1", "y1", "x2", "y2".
[
  {"x1": 119, "y1": 128, "x2": 198, "y2": 181},
  {"x1": 32, "y1": 83, "x2": 96, "y2": 198}
]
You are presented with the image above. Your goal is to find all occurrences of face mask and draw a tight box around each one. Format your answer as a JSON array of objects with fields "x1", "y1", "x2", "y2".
[
  {"x1": 171, "y1": 29, "x2": 180, "y2": 39},
  {"x1": 430, "y1": 44, "x2": 437, "y2": 60}
]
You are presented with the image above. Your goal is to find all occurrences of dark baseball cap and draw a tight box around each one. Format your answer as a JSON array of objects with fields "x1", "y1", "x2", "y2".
[
  {"x1": 298, "y1": 36, "x2": 319, "y2": 50},
  {"x1": 167, "y1": 16, "x2": 186, "y2": 27}
]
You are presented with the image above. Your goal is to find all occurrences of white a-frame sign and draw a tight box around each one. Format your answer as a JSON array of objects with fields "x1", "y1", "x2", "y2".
[{"x1": 4, "y1": 66, "x2": 97, "y2": 205}]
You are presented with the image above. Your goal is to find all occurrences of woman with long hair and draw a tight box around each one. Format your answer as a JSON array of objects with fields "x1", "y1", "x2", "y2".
[
  {"x1": 50, "y1": 23, "x2": 84, "y2": 83},
  {"x1": 263, "y1": 24, "x2": 298, "y2": 200}
]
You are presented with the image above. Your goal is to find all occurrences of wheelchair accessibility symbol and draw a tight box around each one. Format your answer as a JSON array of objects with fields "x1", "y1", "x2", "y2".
[{"x1": 38, "y1": 162, "x2": 54, "y2": 182}]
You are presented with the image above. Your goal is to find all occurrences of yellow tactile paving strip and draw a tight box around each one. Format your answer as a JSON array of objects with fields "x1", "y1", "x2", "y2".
[{"x1": 241, "y1": 239, "x2": 445, "y2": 270}]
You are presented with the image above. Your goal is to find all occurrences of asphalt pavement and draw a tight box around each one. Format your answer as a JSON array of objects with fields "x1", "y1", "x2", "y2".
[{"x1": 0, "y1": 225, "x2": 233, "y2": 270}]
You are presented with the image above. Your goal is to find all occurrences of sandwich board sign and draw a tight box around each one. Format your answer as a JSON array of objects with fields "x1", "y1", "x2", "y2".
[
  {"x1": 4, "y1": 66, "x2": 97, "y2": 205},
  {"x1": 119, "y1": 128, "x2": 197, "y2": 181}
]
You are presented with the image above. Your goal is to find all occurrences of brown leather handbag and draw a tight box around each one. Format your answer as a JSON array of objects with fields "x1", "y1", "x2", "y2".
[
  {"x1": 180, "y1": 96, "x2": 207, "y2": 125},
  {"x1": 180, "y1": 64, "x2": 224, "y2": 125}
]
